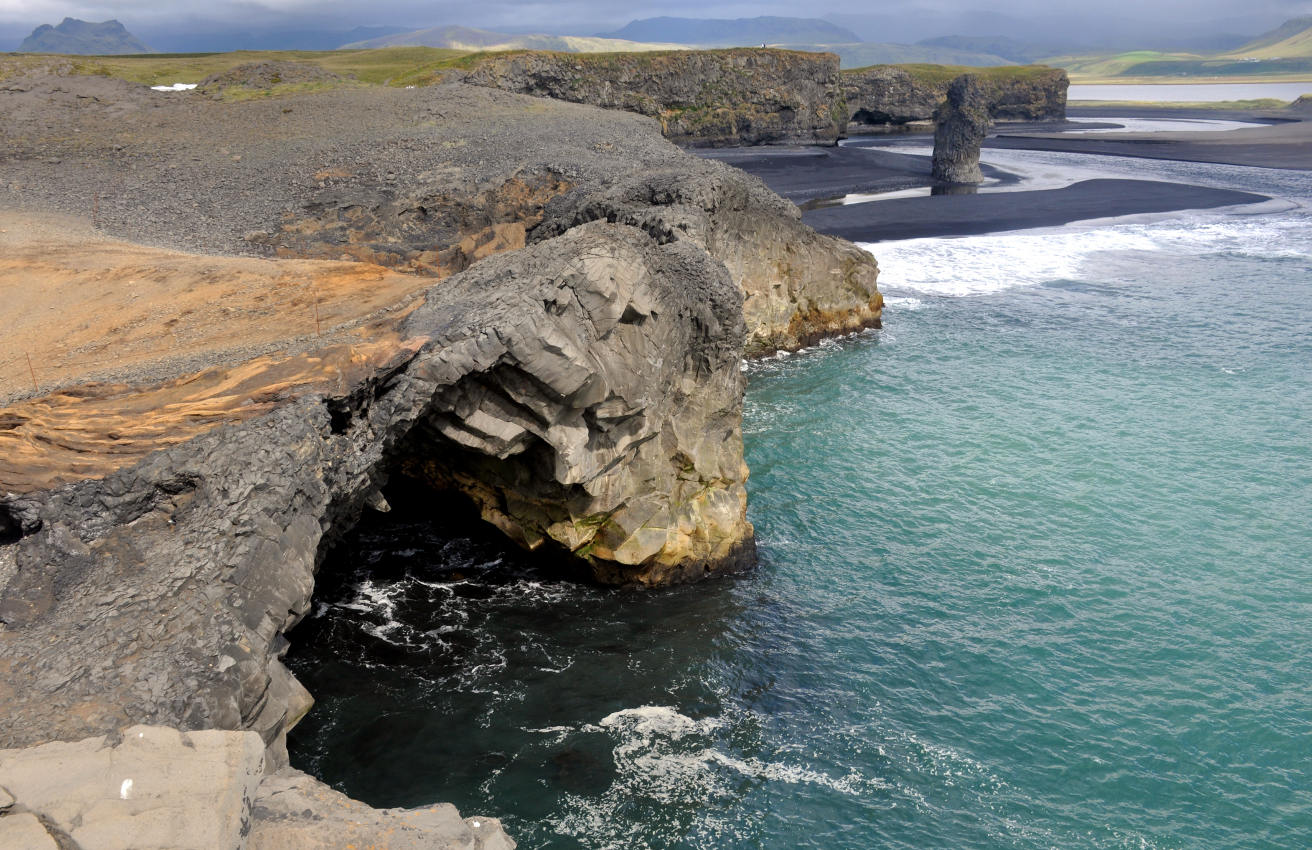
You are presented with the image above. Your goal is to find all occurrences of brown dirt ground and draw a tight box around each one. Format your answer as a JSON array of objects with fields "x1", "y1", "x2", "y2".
[{"x1": 0, "y1": 210, "x2": 438, "y2": 493}]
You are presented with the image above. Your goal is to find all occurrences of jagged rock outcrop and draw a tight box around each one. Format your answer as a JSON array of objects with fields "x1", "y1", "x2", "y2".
[
  {"x1": 534, "y1": 167, "x2": 881, "y2": 354},
  {"x1": 844, "y1": 64, "x2": 1068, "y2": 129},
  {"x1": 932, "y1": 75, "x2": 991, "y2": 184},
  {"x1": 442, "y1": 48, "x2": 848, "y2": 146},
  {"x1": 0, "y1": 221, "x2": 751, "y2": 760},
  {"x1": 0, "y1": 725, "x2": 512, "y2": 849}
]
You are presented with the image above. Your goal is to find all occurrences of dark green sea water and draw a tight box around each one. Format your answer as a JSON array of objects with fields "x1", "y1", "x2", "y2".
[{"x1": 287, "y1": 154, "x2": 1312, "y2": 849}]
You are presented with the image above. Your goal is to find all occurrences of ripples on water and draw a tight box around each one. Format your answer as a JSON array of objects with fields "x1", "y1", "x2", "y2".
[{"x1": 288, "y1": 156, "x2": 1312, "y2": 848}]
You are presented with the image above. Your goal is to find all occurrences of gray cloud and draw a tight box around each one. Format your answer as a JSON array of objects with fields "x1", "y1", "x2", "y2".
[{"x1": 1, "y1": 0, "x2": 1306, "y2": 46}]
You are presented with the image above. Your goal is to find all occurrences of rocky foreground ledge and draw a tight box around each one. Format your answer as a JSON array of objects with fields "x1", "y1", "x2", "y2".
[{"x1": 1, "y1": 72, "x2": 880, "y2": 845}]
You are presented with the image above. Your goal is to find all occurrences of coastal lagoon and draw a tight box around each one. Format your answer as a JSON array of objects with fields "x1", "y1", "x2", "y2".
[{"x1": 288, "y1": 152, "x2": 1312, "y2": 848}]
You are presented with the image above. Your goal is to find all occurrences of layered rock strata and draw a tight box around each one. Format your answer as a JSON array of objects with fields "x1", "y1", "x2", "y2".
[
  {"x1": 441, "y1": 48, "x2": 849, "y2": 146},
  {"x1": 844, "y1": 64, "x2": 1067, "y2": 130},
  {"x1": 932, "y1": 74, "x2": 991, "y2": 184}
]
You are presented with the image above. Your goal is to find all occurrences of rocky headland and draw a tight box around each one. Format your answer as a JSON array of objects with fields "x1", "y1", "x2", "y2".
[
  {"x1": 437, "y1": 48, "x2": 849, "y2": 146},
  {"x1": 426, "y1": 48, "x2": 1067, "y2": 146},
  {"x1": 0, "y1": 65, "x2": 881, "y2": 847},
  {"x1": 843, "y1": 64, "x2": 1068, "y2": 131}
]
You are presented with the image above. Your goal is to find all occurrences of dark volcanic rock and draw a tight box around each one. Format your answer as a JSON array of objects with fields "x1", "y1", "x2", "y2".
[
  {"x1": 0, "y1": 78, "x2": 882, "y2": 836},
  {"x1": 444, "y1": 48, "x2": 849, "y2": 146},
  {"x1": 844, "y1": 65, "x2": 1068, "y2": 129},
  {"x1": 932, "y1": 74, "x2": 991, "y2": 184},
  {"x1": 18, "y1": 17, "x2": 153, "y2": 55},
  {"x1": 0, "y1": 221, "x2": 752, "y2": 756}
]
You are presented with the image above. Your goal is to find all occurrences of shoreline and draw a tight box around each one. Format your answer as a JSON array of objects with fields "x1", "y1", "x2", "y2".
[
  {"x1": 708, "y1": 105, "x2": 1303, "y2": 243},
  {"x1": 800, "y1": 178, "x2": 1269, "y2": 243}
]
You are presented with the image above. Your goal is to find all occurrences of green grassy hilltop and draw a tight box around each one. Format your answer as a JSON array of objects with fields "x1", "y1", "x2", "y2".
[{"x1": 1050, "y1": 17, "x2": 1312, "y2": 82}]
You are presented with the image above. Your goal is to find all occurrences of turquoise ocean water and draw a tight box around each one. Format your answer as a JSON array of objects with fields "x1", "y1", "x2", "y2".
[{"x1": 287, "y1": 153, "x2": 1312, "y2": 849}]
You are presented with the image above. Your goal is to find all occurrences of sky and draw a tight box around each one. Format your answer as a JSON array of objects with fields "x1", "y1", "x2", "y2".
[{"x1": 1, "y1": 1, "x2": 1308, "y2": 48}]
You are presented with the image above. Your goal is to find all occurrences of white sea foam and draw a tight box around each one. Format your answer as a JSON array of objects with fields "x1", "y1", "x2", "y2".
[
  {"x1": 862, "y1": 210, "x2": 1309, "y2": 297},
  {"x1": 551, "y1": 705, "x2": 881, "y2": 847}
]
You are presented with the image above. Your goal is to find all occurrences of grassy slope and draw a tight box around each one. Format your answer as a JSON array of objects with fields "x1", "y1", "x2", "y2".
[
  {"x1": 1219, "y1": 16, "x2": 1312, "y2": 58},
  {"x1": 1043, "y1": 20, "x2": 1312, "y2": 83}
]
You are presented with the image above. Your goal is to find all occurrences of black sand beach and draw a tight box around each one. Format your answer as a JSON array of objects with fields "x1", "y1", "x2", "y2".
[
  {"x1": 705, "y1": 106, "x2": 1302, "y2": 242},
  {"x1": 802, "y1": 178, "x2": 1268, "y2": 243}
]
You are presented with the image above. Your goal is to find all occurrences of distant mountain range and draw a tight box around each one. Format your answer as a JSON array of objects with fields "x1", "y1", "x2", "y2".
[
  {"x1": 598, "y1": 16, "x2": 862, "y2": 46},
  {"x1": 342, "y1": 25, "x2": 682, "y2": 53},
  {"x1": 19, "y1": 17, "x2": 152, "y2": 54}
]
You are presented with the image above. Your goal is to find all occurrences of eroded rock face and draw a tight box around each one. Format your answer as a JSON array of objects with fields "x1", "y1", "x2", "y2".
[
  {"x1": 391, "y1": 222, "x2": 753, "y2": 584},
  {"x1": 250, "y1": 768, "x2": 513, "y2": 850},
  {"x1": 0, "y1": 725, "x2": 512, "y2": 850},
  {"x1": 0, "y1": 76, "x2": 879, "y2": 841},
  {"x1": 0, "y1": 222, "x2": 750, "y2": 758},
  {"x1": 533, "y1": 163, "x2": 881, "y2": 355},
  {"x1": 445, "y1": 48, "x2": 849, "y2": 146},
  {"x1": 844, "y1": 65, "x2": 1068, "y2": 130},
  {"x1": 932, "y1": 74, "x2": 992, "y2": 184}
]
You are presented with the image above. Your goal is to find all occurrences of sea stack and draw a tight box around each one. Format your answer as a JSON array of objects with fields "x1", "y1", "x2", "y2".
[{"x1": 931, "y1": 74, "x2": 991, "y2": 184}]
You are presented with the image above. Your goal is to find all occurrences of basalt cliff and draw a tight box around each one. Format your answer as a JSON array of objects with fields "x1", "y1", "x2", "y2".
[
  {"x1": 0, "y1": 69, "x2": 878, "y2": 847},
  {"x1": 440, "y1": 48, "x2": 849, "y2": 147},
  {"x1": 435, "y1": 48, "x2": 1067, "y2": 145},
  {"x1": 844, "y1": 64, "x2": 1069, "y2": 131}
]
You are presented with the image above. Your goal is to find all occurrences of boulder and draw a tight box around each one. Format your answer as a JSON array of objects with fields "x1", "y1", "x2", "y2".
[{"x1": 0, "y1": 812, "x2": 60, "y2": 850}]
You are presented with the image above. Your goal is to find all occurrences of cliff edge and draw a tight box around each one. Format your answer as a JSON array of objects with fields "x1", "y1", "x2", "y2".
[
  {"x1": 845, "y1": 64, "x2": 1068, "y2": 130},
  {"x1": 440, "y1": 48, "x2": 849, "y2": 146},
  {"x1": 0, "y1": 70, "x2": 881, "y2": 844}
]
